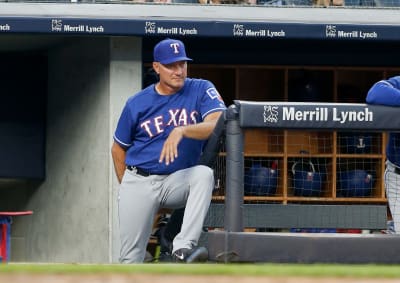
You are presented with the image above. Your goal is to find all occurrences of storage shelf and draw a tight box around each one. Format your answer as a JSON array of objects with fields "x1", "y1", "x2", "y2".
[
  {"x1": 287, "y1": 154, "x2": 334, "y2": 158},
  {"x1": 244, "y1": 153, "x2": 284, "y2": 157},
  {"x1": 336, "y1": 154, "x2": 383, "y2": 158},
  {"x1": 190, "y1": 64, "x2": 397, "y2": 206}
]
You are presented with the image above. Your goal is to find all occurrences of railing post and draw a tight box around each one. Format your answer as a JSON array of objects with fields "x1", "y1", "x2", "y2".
[{"x1": 224, "y1": 104, "x2": 244, "y2": 232}]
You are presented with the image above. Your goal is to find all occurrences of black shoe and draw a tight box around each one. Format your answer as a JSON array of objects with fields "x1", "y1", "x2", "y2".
[
  {"x1": 172, "y1": 248, "x2": 191, "y2": 262},
  {"x1": 172, "y1": 247, "x2": 208, "y2": 263},
  {"x1": 158, "y1": 251, "x2": 173, "y2": 262}
]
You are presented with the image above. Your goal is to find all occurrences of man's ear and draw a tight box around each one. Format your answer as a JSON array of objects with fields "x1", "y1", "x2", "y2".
[{"x1": 152, "y1": 62, "x2": 160, "y2": 74}]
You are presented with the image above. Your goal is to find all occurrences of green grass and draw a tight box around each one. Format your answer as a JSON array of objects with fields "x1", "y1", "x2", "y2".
[{"x1": 1, "y1": 263, "x2": 400, "y2": 278}]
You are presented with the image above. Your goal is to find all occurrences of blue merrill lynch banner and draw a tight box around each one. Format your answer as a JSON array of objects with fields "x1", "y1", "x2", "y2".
[
  {"x1": 0, "y1": 17, "x2": 398, "y2": 41},
  {"x1": 236, "y1": 100, "x2": 400, "y2": 131}
]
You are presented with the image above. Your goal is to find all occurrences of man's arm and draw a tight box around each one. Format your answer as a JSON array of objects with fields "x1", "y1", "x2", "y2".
[
  {"x1": 366, "y1": 78, "x2": 400, "y2": 106},
  {"x1": 111, "y1": 141, "x2": 127, "y2": 184},
  {"x1": 159, "y1": 111, "x2": 223, "y2": 165},
  {"x1": 179, "y1": 111, "x2": 223, "y2": 140}
]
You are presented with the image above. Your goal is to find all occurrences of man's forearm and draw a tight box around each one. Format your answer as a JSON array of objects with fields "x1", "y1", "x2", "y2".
[
  {"x1": 178, "y1": 120, "x2": 217, "y2": 140},
  {"x1": 111, "y1": 142, "x2": 127, "y2": 184},
  {"x1": 179, "y1": 111, "x2": 222, "y2": 140},
  {"x1": 113, "y1": 159, "x2": 126, "y2": 184}
]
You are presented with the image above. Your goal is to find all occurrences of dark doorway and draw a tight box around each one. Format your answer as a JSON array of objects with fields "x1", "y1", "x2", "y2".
[{"x1": 0, "y1": 52, "x2": 47, "y2": 179}]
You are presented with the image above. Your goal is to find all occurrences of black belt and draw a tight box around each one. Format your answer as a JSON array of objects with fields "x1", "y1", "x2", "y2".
[
  {"x1": 126, "y1": 166, "x2": 152, "y2": 177},
  {"x1": 395, "y1": 167, "x2": 400, "y2": 175}
]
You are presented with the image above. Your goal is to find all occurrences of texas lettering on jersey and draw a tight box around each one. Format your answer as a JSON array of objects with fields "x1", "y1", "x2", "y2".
[
  {"x1": 114, "y1": 78, "x2": 227, "y2": 173},
  {"x1": 140, "y1": 108, "x2": 199, "y2": 138}
]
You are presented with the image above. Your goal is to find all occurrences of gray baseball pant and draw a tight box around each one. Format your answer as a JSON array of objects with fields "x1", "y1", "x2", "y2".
[
  {"x1": 118, "y1": 165, "x2": 214, "y2": 263},
  {"x1": 385, "y1": 161, "x2": 400, "y2": 234}
]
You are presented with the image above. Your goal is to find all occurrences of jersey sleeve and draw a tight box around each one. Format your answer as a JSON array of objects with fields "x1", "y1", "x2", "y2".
[
  {"x1": 113, "y1": 102, "x2": 134, "y2": 148},
  {"x1": 200, "y1": 80, "x2": 227, "y2": 119},
  {"x1": 366, "y1": 76, "x2": 400, "y2": 106}
]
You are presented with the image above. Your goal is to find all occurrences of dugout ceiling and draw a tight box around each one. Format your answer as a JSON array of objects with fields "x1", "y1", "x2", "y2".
[
  {"x1": 143, "y1": 37, "x2": 400, "y2": 66},
  {"x1": 1, "y1": 35, "x2": 400, "y2": 67}
]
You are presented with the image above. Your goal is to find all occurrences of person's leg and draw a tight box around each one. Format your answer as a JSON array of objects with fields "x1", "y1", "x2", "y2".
[
  {"x1": 385, "y1": 163, "x2": 400, "y2": 234},
  {"x1": 159, "y1": 165, "x2": 214, "y2": 253},
  {"x1": 158, "y1": 207, "x2": 185, "y2": 258},
  {"x1": 118, "y1": 171, "x2": 160, "y2": 263},
  {"x1": 164, "y1": 208, "x2": 185, "y2": 242}
]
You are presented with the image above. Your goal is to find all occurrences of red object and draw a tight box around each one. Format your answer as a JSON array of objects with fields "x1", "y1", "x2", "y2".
[
  {"x1": 0, "y1": 222, "x2": 7, "y2": 261},
  {"x1": 0, "y1": 211, "x2": 33, "y2": 263}
]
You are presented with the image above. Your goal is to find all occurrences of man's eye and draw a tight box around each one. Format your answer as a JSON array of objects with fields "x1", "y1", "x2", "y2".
[{"x1": 162, "y1": 64, "x2": 174, "y2": 70}]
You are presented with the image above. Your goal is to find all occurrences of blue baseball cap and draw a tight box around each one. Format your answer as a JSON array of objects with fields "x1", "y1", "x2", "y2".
[{"x1": 153, "y1": 38, "x2": 193, "y2": 64}]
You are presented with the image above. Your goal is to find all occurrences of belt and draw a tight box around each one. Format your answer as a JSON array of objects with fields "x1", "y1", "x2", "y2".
[
  {"x1": 126, "y1": 166, "x2": 152, "y2": 177},
  {"x1": 395, "y1": 167, "x2": 400, "y2": 175}
]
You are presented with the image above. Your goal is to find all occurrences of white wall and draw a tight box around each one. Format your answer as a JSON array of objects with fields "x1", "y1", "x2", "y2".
[
  {"x1": 13, "y1": 36, "x2": 143, "y2": 263},
  {"x1": 109, "y1": 36, "x2": 142, "y2": 263}
]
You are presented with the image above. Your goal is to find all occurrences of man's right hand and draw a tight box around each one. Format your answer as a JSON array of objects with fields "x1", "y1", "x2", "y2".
[
  {"x1": 159, "y1": 127, "x2": 184, "y2": 166},
  {"x1": 111, "y1": 141, "x2": 127, "y2": 183}
]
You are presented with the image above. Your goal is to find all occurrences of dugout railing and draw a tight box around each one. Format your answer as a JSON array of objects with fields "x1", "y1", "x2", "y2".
[{"x1": 205, "y1": 100, "x2": 400, "y2": 263}]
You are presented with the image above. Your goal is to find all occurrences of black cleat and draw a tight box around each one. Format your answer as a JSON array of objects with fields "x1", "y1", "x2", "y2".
[
  {"x1": 172, "y1": 247, "x2": 208, "y2": 263},
  {"x1": 172, "y1": 248, "x2": 191, "y2": 262}
]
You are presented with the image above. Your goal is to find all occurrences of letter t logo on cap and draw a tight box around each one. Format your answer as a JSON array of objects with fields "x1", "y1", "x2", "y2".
[
  {"x1": 170, "y1": 43, "x2": 180, "y2": 54},
  {"x1": 153, "y1": 38, "x2": 192, "y2": 64}
]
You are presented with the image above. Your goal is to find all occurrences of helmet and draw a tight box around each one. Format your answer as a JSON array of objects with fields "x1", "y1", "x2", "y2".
[
  {"x1": 292, "y1": 161, "x2": 324, "y2": 197},
  {"x1": 337, "y1": 170, "x2": 374, "y2": 197},
  {"x1": 244, "y1": 163, "x2": 278, "y2": 196}
]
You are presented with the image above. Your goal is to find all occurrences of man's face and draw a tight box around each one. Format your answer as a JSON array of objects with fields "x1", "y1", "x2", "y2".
[{"x1": 153, "y1": 61, "x2": 187, "y2": 92}]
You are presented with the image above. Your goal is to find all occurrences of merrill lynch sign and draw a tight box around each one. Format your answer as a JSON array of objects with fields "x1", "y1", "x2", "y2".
[
  {"x1": 264, "y1": 106, "x2": 373, "y2": 124},
  {"x1": 236, "y1": 101, "x2": 399, "y2": 130}
]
